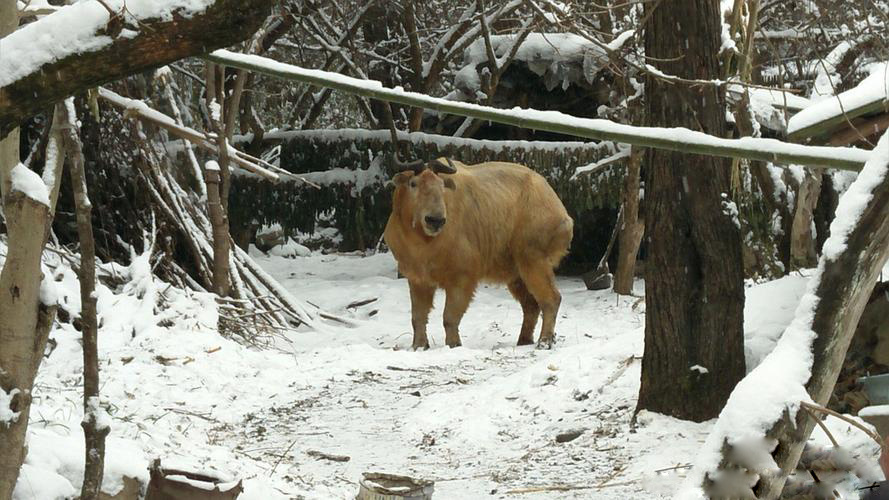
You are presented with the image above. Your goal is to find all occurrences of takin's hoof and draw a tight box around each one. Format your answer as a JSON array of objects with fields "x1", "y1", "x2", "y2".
[
  {"x1": 536, "y1": 337, "x2": 556, "y2": 350},
  {"x1": 516, "y1": 337, "x2": 535, "y2": 346},
  {"x1": 411, "y1": 342, "x2": 430, "y2": 351},
  {"x1": 445, "y1": 339, "x2": 462, "y2": 348}
]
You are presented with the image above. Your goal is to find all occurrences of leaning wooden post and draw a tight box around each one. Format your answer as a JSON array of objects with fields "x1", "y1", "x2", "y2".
[
  {"x1": 689, "y1": 131, "x2": 889, "y2": 498},
  {"x1": 613, "y1": 147, "x2": 644, "y2": 295},
  {"x1": 757, "y1": 133, "x2": 889, "y2": 495}
]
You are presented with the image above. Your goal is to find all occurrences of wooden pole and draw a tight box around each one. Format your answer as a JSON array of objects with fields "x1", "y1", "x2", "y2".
[{"x1": 204, "y1": 50, "x2": 872, "y2": 171}]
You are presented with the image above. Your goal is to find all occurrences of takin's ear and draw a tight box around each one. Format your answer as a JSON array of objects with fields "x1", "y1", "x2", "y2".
[
  {"x1": 393, "y1": 171, "x2": 414, "y2": 186},
  {"x1": 443, "y1": 177, "x2": 456, "y2": 190}
]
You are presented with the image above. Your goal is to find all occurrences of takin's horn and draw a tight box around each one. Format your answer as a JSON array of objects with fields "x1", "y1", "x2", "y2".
[
  {"x1": 390, "y1": 153, "x2": 426, "y2": 174},
  {"x1": 429, "y1": 157, "x2": 457, "y2": 175}
]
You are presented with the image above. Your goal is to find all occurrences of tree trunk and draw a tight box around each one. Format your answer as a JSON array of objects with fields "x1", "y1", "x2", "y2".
[
  {"x1": 0, "y1": 181, "x2": 58, "y2": 500},
  {"x1": 0, "y1": 0, "x2": 19, "y2": 198},
  {"x1": 789, "y1": 169, "x2": 822, "y2": 270},
  {"x1": 613, "y1": 148, "x2": 644, "y2": 295},
  {"x1": 361, "y1": 3, "x2": 403, "y2": 129},
  {"x1": 59, "y1": 101, "x2": 109, "y2": 500},
  {"x1": 813, "y1": 173, "x2": 839, "y2": 255},
  {"x1": 733, "y1": 70, "x2": 794, "y2": 274},
  {"x1": 751, "y1": 162, "x2": 795, "y2": 271},
  {"x1": 637, "y1": 0, "x2": 746, "y2": 422},
  {"x1": 205, "y1": 64, "x2": 232, "y2": 297},
  {"x1": 0, "y1": 0, "x2": 273, "y2": 139},
  {"x1": 204, "y1": 164, "x2": 231, "y2": 297},
  {"x1": 0, "y1": 10, "x2": 60, "y2": 496}
]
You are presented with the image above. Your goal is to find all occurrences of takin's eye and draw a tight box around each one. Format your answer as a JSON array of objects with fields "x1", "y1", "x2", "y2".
[{"x1": 409, "y1": 180, "x2": 417, "y2": 188}]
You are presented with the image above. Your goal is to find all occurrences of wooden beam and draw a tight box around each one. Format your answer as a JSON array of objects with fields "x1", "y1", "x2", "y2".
[
  {"x1": 828, "y1": 112, "x2": 889, "y2": 147},
  {"x1": 204, "y1": 50, "x2": 872, "y2": 171},
  {"x1": 789, "y1": 97, "x2": 889, "y2": 142}
]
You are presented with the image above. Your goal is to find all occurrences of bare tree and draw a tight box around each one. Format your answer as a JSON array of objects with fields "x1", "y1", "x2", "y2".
[{"x1": 57, "y1": 100, "x2": 108, "y2": 500}]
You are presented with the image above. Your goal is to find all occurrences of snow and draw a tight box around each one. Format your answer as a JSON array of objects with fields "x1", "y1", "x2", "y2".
[
  {"x1": 10, "y1": 163, "x2": 50, "y2": 207},
  {"x1": 679, "y1": 131, "x2": 889, "y2": 498},
  {"x1": 721, "y1": 194, "x2": 740, "y2": 229},
  {"x1": 811, "y1": 42, "x2": 853, "y2": 101},
  {"x1": 743, "y1": 273, "x2": 810, "y2": 370},
  {"x1": 209, "y1": 101, "x2": 222, "y2": 123},
  {"x1": 463, "y1": 33, "x2": 603, "y2": 71},
  {"x1": 39, "y1": 265, "x2": 59, "y2": 307},
  {"x1": 788, "y1": 62, "x2": 889, "y2": 136},
  {"x1": 0, "y1": 0, "x2": 217, "y2": 87},
  {"x1": 726, "y1": 86, "x2": 811, "y2": 132},
  {"x1": 0, "y1": 388, "x2": 21, "y2": 427},
  {"x1": 822, "y1": 132, "x2": 889, "y2": 260},
  {"x1": 718, "y1": 0, "x2": 738, "y2": 54},
  {"x1": 9, "y1": 233, "x2": 882, "y2": 499},
  {"x1": 298, "y1": 159, "x2": 385, "y2": 193},
  {"x1": 860, "y1": 405, "x2": 889, "y2": 418},
  {"x1": 268, "y1": 238, "x2": 311, "y2": 258},
  {"x1": 736, "y1": 87, "x2": 811, "y2": 111},
  {"x1": 210, "y1": 50, "x2": 873, "y2": 169},
  {"x1": 571, "y1": 147, "x2": 629, "y2": 179},
  {"x1": 246, "y1": 127, "x2": 607, "y2": 153},
  {"x1": 84, "y1": 397, "x2": 112, "y2": 432}
]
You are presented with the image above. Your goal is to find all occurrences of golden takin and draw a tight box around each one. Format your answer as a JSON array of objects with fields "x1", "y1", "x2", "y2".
[{"x1": 383, "y1": 157, "x2": 574, "y2": 350}]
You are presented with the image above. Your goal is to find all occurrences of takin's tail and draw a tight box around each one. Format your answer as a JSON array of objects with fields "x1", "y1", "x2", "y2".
[{"x1": 546, "y1": 216, "x2": 574, "y2": 268}]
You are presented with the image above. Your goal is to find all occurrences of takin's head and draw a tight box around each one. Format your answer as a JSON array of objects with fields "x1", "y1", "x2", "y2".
[{"x1": 392, "y1": 158, "x2": 457, "y2": 237}]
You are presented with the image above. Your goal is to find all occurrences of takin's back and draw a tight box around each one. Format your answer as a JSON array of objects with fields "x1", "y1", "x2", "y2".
[{"x1": 446, "y1": 160, "x2": 574, "y2": 275}]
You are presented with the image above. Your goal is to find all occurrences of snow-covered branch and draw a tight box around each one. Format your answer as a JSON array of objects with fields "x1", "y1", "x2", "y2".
[
  {"x1": 0, "y1": 0, "x2": 272, "y2": 138},
  {"x1": 97, "y1": 88, "x2": 293, "y2": 183}
]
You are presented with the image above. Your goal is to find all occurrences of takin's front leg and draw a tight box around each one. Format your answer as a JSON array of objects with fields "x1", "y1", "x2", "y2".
[
  {"x1": 409, "y1": 281, "x2": 435, "y2": 350},
  {"x1": 443, "y1": 282, "x2": 476, "y2": 348}
]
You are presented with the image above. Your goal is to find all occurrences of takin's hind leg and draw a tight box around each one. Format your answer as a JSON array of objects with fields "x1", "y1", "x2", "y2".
[
  {"x1": 409, "y1": 281, "x2": 436, "y2": 350},
  {"x1": 443, "y1": 281, "x2": 476, "y2": 348},
  {"x1": 507, "y1": 279, "x2": 540, "y2": 346},
  {"x1": 518, "y1": 262, "x2": 562, "y2": 350}
]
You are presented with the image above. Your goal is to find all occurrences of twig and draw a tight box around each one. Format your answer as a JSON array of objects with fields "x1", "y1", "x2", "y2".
[
  {"x1": 505, "y1": 484, "x2": 594, "y2": 494},
  {"x1": 802, "y1": 405, "x2": 840, "y2": 448},
  {"x1": 346, "y1": 297, "x2": 378, "y2": 309},
  {"x1": 269, "y1": 440, "x2": 298, "y2": 476},
  {"x1": 800, "y1": 401, "x2": 885, "y2": 450},
  {"x1": 95, "y1": 0, "x2": 116, "y2": 16},
  {"x1": 386, "y1": 365, "x2": 434, "y2": 373},
  {"x1": 505, "y1": 480, "x2": 638, "y2": 494},
  {"x1": 306, "y1": 450, "x2": 350, "y2": 462},
  {"x1": 162, "y1": 407, "x2": 218, "y2": 422},
  {"x1": 654, "y1": 463, "x2": 693, "y2": 474}
]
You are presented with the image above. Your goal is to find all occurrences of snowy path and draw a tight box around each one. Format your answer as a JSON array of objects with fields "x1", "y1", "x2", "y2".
[
  {"x1": 234, "y1": 251, "x2": 702, "y2": 498},
  {"x1": 22, "y1": 248, "x2": 880, "y2": 499}
]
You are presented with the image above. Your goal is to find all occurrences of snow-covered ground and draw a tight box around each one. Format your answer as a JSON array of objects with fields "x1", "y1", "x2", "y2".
[{"x1": 11, "y1": 245, "x2": 885, "y2": 499}]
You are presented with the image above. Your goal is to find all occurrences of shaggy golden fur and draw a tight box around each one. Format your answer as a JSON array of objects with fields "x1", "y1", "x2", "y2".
[{"x1": 383, "y1": 158, "x2": 573, "y2": 349}]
